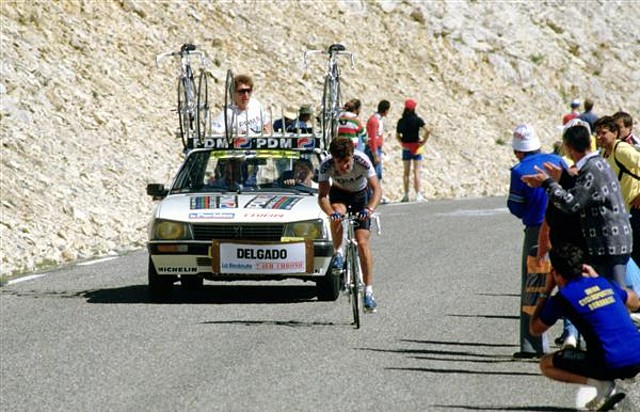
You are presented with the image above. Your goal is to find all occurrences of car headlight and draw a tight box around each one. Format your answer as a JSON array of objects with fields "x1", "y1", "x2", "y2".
[
  {"x1": 283, "y1": 219, "x2": 326, "y2": 240},
  {"x1": 151, "y1": 220, "x2": 193, "y2": 240}
]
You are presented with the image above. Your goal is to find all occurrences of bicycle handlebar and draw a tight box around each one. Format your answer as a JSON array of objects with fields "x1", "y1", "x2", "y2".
[
  {"x1": 303, "y1": 49, "x2": 355, "y2": 70},
  {"x1": 340, "y1": 211, "x2": 382, "y2": 236},
  {"x1": 156, "y1": 49, "x2": 206, "y2": 69}
]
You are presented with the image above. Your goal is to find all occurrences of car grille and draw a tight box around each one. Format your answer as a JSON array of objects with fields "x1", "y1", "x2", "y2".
[{"x1": 192, "y1": 224, "x2": 285, "y2": 242}]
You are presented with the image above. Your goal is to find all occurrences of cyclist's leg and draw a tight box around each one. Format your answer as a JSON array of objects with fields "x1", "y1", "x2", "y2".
[
  {"x1": 356, "y1": 228, "x2": 372, "y2": 286},
  {"x1": 328, "y1": 186, "x2": 348, "y2": 251},
  {"x1": 351, "y1": 189, "x2": 372, "y2": 286}
]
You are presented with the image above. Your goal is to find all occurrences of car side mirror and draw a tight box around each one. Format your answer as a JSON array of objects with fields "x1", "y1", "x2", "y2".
[{"x1": 146, "y1": 183, "x2": 168, "y2": 199}]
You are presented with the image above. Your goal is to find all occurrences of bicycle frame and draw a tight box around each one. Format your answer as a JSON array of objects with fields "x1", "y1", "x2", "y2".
[
  {"x1": 303, "y1": 44, "x2": 354, "y2": 148},
  {"x1": 156, "y1": 44, "x2": 208, "y2": 151}
]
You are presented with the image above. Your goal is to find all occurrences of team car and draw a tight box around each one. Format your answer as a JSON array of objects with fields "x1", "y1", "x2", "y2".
[{"x1": 145, "y1": 134, "x2": 339, "y2": 302}]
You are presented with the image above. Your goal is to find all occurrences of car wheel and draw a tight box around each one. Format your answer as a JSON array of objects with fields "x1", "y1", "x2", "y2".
[
  {"x1": 181, "y1": 275, "x2": 204, "y2": 290},
  {"x1": 316, "y1": 268, "x2": 339, "y2": 301},
  {"x1": 148, "y1": 257, "x2": 174, "y2": 303}
]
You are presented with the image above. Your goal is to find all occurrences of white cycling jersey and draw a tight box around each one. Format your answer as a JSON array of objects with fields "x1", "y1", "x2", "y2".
[
  {"x1": 211, "y1": 99, "x2": 270, "y2": 134},
  {"x1": 318, "y1": 150, "x2": 376, "y2": 192}
]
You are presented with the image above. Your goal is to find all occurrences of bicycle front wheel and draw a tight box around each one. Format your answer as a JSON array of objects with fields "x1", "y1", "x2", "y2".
[
  {"x1": 346, "y1": 243, "x2": 361, "y2": 329},
  {"x1": 178, "y1": 73, "x2": 196, "y2": 150},
  {"x1": 196, "y1": 70, "x2": 210, "y2": 146},
  {"x1": 321, "y1": 75, "x2": 340, "y2": 145}
]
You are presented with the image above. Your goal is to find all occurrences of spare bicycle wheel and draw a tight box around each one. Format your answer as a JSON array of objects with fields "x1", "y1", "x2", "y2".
[
  {"x1": 224, "y1": 69, "x2": 235, "y2": 144},
  {"x1": 196, "y1": 70, "x2": 210, "y2": 146},
  {"x1": 178, "y1": 70, "x2": 196, "y2": 150}
]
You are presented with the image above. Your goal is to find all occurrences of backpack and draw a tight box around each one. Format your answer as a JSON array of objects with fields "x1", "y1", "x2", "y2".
[{"x1": 613, "y1": 140, "x2": 640, "y2": 181}]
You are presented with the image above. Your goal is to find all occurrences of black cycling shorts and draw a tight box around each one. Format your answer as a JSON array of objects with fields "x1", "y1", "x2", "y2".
[
  {"x1": 329, "y1": 187, "x2": 371, "y2": 231},
  {"x1": 553, "y1": 348, "x2": 640, "y2": 380}
]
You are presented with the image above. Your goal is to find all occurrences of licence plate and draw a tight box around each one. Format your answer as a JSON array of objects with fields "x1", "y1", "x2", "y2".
[{"x1": 211, "y1": 239, "x2": 314, "y2": 274}]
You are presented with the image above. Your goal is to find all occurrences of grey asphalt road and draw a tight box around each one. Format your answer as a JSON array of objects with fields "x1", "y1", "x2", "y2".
[{"x1": 1, "y1": 196, "x2": 638, "y2": 411}]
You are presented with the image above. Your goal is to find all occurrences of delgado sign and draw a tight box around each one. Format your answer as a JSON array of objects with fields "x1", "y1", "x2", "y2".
[{"x1": 211, "y1": 240, "x2": 314, "y2": 275}]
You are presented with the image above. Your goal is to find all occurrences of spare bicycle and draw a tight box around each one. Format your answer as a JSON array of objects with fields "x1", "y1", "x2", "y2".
[
  {"x1": 303, "y1": 43, "x2": 354, "y2": 147},
  {"x1": 338, "y1": 209, "x2": 381, "y2": 329},
  {"x1": 156, "y1": 43, "x2": 210, "y2": 151}
]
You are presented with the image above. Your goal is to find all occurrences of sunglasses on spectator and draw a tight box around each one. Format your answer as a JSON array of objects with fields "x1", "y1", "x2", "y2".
[{"x1": 236, "y1": 88, "x2": 252, "y2": 94}]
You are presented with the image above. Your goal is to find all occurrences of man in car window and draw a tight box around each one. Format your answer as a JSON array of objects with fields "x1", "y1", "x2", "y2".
[
  {"x1": 211, "y1": 74, "x2": 271, "y2": 135},
  {"x1": 318, "y1": 137, "x2": 381, "y2": 312}
]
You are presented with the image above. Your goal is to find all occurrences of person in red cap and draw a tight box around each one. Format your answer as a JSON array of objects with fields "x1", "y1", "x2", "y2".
[{"x1": 395, "y1": 99, "x2": 431, "y2": 202}]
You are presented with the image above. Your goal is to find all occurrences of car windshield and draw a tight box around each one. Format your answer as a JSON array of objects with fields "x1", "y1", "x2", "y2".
[{"x1": 170, "y1": 150, "x2": 320, "y2": 195}]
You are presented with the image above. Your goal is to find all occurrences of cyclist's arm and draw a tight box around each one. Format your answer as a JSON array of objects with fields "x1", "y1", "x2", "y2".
[
  {"x1": 366, "y1": 175, "x2": 382, "y2": 211},
  {"x1": 318, "y1": 181, "x2": 335, "y2": 216}
]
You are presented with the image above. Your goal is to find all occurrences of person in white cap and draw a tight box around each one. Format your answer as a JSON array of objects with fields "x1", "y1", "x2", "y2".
[
  {"x1": 507, "y1": 124, "x2": 567, "y2": 359},
  {"x1": 562, "y1": 99, "x2": 581, "y2": 125}
]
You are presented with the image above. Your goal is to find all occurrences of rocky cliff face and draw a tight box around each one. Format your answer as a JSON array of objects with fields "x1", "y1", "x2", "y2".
[{"x1": 1, "y1": 0, "x2": 639, "y2": 277}]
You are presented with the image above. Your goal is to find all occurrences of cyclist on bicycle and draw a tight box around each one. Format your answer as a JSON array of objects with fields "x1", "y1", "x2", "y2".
[
  {"x1": 211, "y1": 74, "x2": 271, "y2": 134},
  {"x1": 318, "y1": 136, "x2": 382, "y2": 312}
]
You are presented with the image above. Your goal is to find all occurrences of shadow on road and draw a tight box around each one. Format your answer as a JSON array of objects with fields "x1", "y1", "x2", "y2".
[
  {"x1": 431, "y1": 405, "x2": 575, "y2": 411},
  {"x1": 80, "y1": 284, "x2": 318, "y2": 304},
  {"x1": 447, "y1": 313, "x2": 519, "y2": 320},
  {"x1": 200, "y1": 319, "x2": 339, "y2": 328}
]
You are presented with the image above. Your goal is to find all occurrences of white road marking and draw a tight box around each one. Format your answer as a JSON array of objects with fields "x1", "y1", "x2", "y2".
[
  {"x1": 7, "y1": 274, "x2": 46, "y2": 285},
  {"x1": 77, "y1": 256, "x2": 118, "y2": 266},
  {"x1": 436, "y1": 207, "x2": 509, "y2": 217},
  {"x1": 576, "y1": 385, "x2": 597, "y2": 409}
]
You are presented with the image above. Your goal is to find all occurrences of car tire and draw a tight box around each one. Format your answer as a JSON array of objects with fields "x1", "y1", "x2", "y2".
[
  {"x1": 316, "y1": 269, "x2": 339, "y2": 301},
  {"x1": 181, "y1": 275, "x2": 204, "y2": 290},
  {"x1": 148, "y1": 257, "x2": 174, "y2": 303}
]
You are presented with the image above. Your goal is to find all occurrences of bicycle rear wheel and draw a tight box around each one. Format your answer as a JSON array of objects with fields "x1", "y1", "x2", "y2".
[
  {"x1": 178, "y1": 71, "x2": 196, "y2": 150},
  {"x1": 346, "y1": 243, "x2": 361, "y2": 329},
  {"x1": 196, "y1": 70, "x2": 210, "y2": 146},
  {"x1": 321, "y1": 75, "x2": 340, "y2": 145}
]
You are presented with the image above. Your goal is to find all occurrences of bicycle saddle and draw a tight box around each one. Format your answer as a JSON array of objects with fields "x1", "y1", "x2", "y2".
[
  {"x1": 181, "y1": 43, "x2": 196, "y2": 52},
  {"x1": 328, "y1": 44, "x2": 346, "y2": 53}
]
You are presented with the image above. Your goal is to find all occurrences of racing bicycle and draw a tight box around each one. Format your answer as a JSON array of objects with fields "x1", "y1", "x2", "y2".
[
  {"x1": 338, "y1": 209, "x2": 381, "y2": 329},
  {"x1": 303, "y1": 44, "x2": 354, "y2": 147},
  {"x1": 156, "y1": 43, "x2": 210, "y2": 151}
]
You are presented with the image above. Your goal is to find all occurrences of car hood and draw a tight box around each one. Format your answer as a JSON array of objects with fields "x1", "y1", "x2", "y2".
[{"x1": 154, "y1": 193, "x2": 325, "y2": 223}]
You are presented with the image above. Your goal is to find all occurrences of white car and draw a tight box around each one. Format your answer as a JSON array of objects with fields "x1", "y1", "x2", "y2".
[{"x1": 146, "y1": 134, "x2": 339, "y2": 302}]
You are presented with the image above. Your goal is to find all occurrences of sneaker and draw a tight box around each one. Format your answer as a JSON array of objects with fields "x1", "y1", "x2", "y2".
[
  {"x1": 332, "y1": 253, "x2": 344, "y2": 270},
  {"x1": 416, "y1": 193, "x2": 428, "y2": 203},
  {"x1": 380, "y1": 196, "x2": 390, "y2": 205},
  {"x1": 400, "y1": 194, "x2": 409, "y2": 203},
  {"x1": 562, "y1": 335, "x2": 577, "y2": 349},
  {"x1": 364, "y1": 294, "x2": 377, "y2": 313},
  {"x1": 585, "y1": 381, "x2": 622, "y2": 411}
]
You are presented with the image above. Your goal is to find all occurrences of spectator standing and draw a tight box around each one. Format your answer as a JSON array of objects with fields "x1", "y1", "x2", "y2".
[
  {"x1": 562, "y1": 99, "x2": 581, "y2": 125},
  {"x1": 579, "y1": 98, "x2": 598, "y2": 132},
  {"x1": 537, "y1": 119, "x2": 591, "y2": 350},
  {"x1": 508, "y1": 124, "x2": 567, "y2": 359},
  {"x1": 337, "y1": 99, "x2": 367, "y2": 151},
  {"x1": 211, "y1": 74, "x2": 271, "y2": 134},
  {"x1": 530, "y1": 244, "x2": 640, "y2": 412},
  {"x1": 522, "y1": 125, "x2": 632, "y2": 287},
  {"x1": 613, "y1": 111, "x2": 640, "y2": 149},
  {"x1": 287, "y1": 104, "x2": 314, "y2": 133},
  {"x1": 594, "y1": 115, "x2": 640, "y2": 268},
  {"x1": 366, "y1": 100, "x2": 391, "y2": 204},
  {"x1": 273, "y1": 105, "x2": 297, "y2": 132},
  {"x1": 396, "y1": 99, "x2": 431, "y2": 203}
]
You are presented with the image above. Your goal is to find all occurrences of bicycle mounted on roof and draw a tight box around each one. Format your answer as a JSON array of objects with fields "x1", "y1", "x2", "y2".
[
  {"x1": 156, "y1": 43, "x2": 211, "y2": 151},
  {"x1": 303, "y1": 43, "x2": 355, "y2": 147}
]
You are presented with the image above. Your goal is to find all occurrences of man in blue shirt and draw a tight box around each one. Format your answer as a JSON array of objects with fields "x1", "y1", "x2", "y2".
[
  {"x1": 531, "y1": 244, "x2": 640, "y2": 411},
  {"x1": 508, "y1": 124, "x2": 566, "y2": 358}
]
